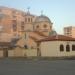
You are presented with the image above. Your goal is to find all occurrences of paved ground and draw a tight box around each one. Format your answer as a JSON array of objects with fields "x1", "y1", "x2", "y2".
[{"x1": 0, "y1": 58, "x2": 75, "y2": 75}]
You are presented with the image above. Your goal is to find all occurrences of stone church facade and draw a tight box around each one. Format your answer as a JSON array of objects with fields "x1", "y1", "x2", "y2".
[
  {"x1": 0, "y1": 6, "x2": 75, "y2": 58},
  {"x1": 0, "y1": 6, "x2": 56, "y2": 57},
  {"x1": 0, "y1": 6, "x2": 55, "y2": 48}
]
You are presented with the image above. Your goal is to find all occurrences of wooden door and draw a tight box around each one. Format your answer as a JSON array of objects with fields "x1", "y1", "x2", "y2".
[{"x1": 3, "y1": 49, "x2": 8, "y2": 57}]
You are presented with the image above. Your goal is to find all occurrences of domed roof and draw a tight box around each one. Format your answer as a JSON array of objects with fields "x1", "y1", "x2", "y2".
[
  {"x1": 49, "y1": 30, "x2": 57, "y2": 36},
  {"x1": 35, "y1": 15, "x2": 51, "y2": 23}
]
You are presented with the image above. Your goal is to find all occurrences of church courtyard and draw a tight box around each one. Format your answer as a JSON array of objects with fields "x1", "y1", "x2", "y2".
[{"x1": 0, "y1": 59, "x2": 75, "y2": 75}]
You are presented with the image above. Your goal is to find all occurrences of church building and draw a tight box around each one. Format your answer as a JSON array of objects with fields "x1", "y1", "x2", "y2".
[{"x1": 0, "y1": 6, "x2": 75, "y2": 58}]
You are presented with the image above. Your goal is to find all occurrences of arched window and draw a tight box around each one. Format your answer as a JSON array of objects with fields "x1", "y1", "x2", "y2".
[
  {"x1": 31, "y1": 18, "x2": 32, "y2": 22},
  {"x1": 43, "y1": 24, "x2": 47, "y2": 28},
  {"x1": 12, "y1": 20, "x2": 17, "y2": 31},
  {"x1": 12, "y1": 24, "x2": 17, "y2": 31},
  {"x1": 60, "y1": 44, "x2": 64, "y2": 52},
  {"x1": 72, "y1": 45, "x2": 75, "y2": 51},
  {"x1": 66, "y1": 45, "x2": 70, "y2": 52},
  {"x1": 36, "y1": 25, "x2": 39, "y2": 28},
  {"x1": 28, "y1": 18, "x2": 30, "y2": 22}
]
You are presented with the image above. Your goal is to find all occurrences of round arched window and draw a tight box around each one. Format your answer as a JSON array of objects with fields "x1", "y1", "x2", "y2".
[
  {"x1": 36, "y1": 25, "x2": 39, "y2": 28},
  {"x1": 60, "y1": 44, "x2": 64, "y2": 52},
  {"x1": 43, "y1": 24, "x2": 47, "y2": 28},
  {"x1": 66, "y1": 45, "x2": 70, "y2": 52}
]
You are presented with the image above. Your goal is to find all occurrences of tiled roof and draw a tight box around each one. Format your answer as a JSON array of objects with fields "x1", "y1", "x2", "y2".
[
  {"x1": 37, "y1": 35, "x2": 75, "y2": 42},
  {"x1": 29, "y1": 31, "x2": 47, "y2": 41},
  {"x1": 29, "y1": 36, "x2": 38, "y2": 41},
  {"x1": 35, "y1": 15, "x2": 51, "y2": 23},
  {"x1": 34, "y1": 31, "x2": 47, "y2": 37}
]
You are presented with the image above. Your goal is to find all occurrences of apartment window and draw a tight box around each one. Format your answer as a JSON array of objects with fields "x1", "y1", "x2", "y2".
[
  {"x1": 25, "y1": 18, "x2": 27, "y2": 22},
  {"x1": 67, "y1": 29, "x2": 69, "y2": 32},
  {"x1": 66, "y1": 45, "x2": 70, "y2": 52},
  {"x1": 12, "y1": 24, "x2": 17, "y2": 31},
  {"x1": 12, "y1": 10, "x2": 16, "y2": 14},
  {"x1": 72, "y1": 45, "x2": 75, "y2": 51},
  {"x1": 60, "y1": 44, "x2": 64, "y2": 52},
  {"x1": 21, "y1": 25, "x2": 24, "y2": 31},
  {"x1": 21, "y1": 22, "x2": 24, "y2": 30},
  {"x1": 21, "y1": 21, "x2": 24, "y2": 25},
  {"x1": 66, "y1": 28, "x2": 72, "y2": 34},
  {"x1": 12, "y1": 20, "x2": 17, "y2": 24},
  {"x1": 12, "y1": 20, "x2": 17, "y2": 32}
]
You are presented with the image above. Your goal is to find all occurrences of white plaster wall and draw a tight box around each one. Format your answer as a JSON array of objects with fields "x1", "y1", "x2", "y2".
[
  {"x1": 8, "y1": 50, "x2": 14, "y2": 57},
  {"x1": 40, "y1": 41, "x2": 75, "y2": 57},
  {"x1": 8, "y1": 48, "x2": 37, "y2": 57},
  {"x1": 25, "y1": 49, "x2": 37, "y2": 57}
]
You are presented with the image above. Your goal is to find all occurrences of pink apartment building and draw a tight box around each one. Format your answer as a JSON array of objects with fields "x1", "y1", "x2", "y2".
[{"x1": 64, "y1": 26, "x2": 75, "y2": 38}]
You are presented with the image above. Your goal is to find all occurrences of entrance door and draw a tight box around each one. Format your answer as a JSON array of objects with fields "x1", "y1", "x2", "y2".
[{"x1": 3, "y1": 49, "x2": 8, "y2": 57}]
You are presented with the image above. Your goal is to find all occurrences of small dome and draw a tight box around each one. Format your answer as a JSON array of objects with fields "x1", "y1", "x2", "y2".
[
  {"x1": 49, "y1": 30, "x2": 57, "y2": 36},
  {"x1": 35, "y1": 15, "x2": 51, "y2": 23}
]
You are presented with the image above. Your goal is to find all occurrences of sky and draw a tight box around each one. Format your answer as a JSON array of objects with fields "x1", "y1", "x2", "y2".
[{"x1": 0, "y1": 0, "x2": 75, "y2": 34}]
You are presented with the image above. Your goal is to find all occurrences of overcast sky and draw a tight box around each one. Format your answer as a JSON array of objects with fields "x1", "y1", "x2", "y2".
[{"x1": 0, "y1": 0, "x2": 75, "y2": 34}]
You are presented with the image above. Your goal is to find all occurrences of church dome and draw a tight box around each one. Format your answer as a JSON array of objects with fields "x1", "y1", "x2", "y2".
[{"x1": 35, "y1": 15, "x2": 51, "y2": 23}]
